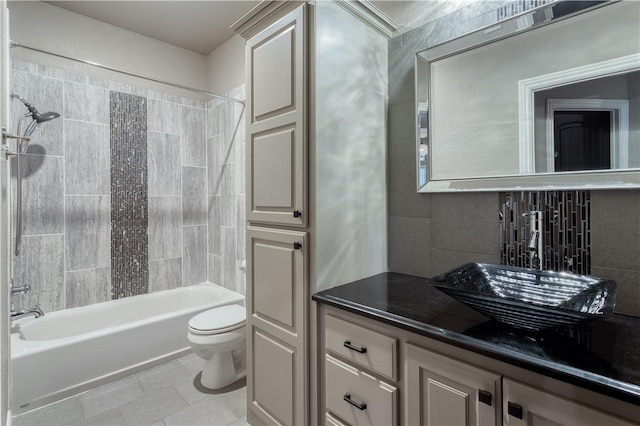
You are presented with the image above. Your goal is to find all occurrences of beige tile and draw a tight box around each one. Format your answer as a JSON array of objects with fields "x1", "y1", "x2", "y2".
[
  {"x1": 591, "y1": 191, "x2": 640, "y2": 272},
  {"x1": 431, "y1": 192, "x2": 500, "y2": 254},
  {"x1": 388, "y1": 216, "x2": 432, "y2": 278}
]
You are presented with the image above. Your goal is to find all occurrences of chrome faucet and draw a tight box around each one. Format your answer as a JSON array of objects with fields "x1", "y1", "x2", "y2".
[
  {"x1": 522, "y1": 211, "x2": 543, "y2": 269},
  {"x1": 11, "y1": 284, "x2": 31, "y2": 295},
  {"x1": 11, "y1": 304, "x2": 44, "y2": 320}
]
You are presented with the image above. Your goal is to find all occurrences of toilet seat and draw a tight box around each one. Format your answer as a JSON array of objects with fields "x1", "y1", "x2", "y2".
[{"x1": 188, "y1": 304, "x2": 246, "y2": 335}]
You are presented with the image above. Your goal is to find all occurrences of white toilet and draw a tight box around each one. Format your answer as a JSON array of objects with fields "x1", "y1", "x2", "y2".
[{"x1": 187, "y1": 304, "x2": 246, "y2": 390}]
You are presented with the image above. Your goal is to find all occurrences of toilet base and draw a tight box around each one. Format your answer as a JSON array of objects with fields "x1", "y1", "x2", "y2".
[{"x1": 200, "y1": 351, "x2": 246, "y2": 390}]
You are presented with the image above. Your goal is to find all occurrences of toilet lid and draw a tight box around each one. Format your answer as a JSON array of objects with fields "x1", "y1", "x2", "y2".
[{"x1": 188, "y1": 304, "x2": 246, "y2": 333}]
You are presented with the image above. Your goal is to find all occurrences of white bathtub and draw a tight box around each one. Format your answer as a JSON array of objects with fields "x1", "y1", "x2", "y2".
[{"x1": 10, "y1": 283, "x2": 244, "y2": 415}]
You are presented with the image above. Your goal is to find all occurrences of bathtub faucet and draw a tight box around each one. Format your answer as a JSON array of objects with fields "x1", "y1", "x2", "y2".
[
  {"x1": 10, "y1": 304, "x2": 44, "y2": 320},
  {"x1": 11, "y1": 284, "x2": 31, "y2": 295}
]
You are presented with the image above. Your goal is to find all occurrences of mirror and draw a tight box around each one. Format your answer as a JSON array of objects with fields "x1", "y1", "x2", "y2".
[{"x1": 416, "y1": 0, "x2": 640, "y2": 192}]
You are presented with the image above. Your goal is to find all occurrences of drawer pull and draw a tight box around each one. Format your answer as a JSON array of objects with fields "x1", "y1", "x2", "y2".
[
  {"x1": 508, "y1": 402, "x2": 524, "y2": 419},
  {"x1": 343, "y1": 340, "x2": 367, "y2": 354},
  {"x1": 478, "y1": 389, "x2": 492, "y2": 406},
  {"x1": 343, "y1": 393, "x2": 367, "y2": 411}
]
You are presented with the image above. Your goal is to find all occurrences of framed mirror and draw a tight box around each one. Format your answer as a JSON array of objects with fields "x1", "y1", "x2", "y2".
[{"x1": 416, "y1": 0, "x2": 640, "y2": 192}]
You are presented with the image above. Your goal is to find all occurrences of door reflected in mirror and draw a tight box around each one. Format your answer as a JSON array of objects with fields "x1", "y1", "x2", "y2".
[{"x1": 416, "y1": 1, "x2": 640, "y2": 192}]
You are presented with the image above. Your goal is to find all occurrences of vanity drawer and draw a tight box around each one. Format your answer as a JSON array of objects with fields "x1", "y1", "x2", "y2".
[
  {"x1": 325, "y1": 314, "x2": 398, "y2": 380},
  {"x1": 325, "y1": 355, "x2": 398, "y2": 426},
  {"x1": 325, "y1": 413, "x2": 348, "y2": 426}
]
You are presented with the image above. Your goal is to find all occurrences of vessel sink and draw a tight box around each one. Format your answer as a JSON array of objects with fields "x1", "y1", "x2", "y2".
[{"x1": 433, "y1": 263, "x2": 616, "y2": 331}]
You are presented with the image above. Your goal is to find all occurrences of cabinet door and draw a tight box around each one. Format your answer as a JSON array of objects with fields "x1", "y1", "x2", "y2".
[
  {"x1": 405, "y1": 343, "x2": 500, "y2": 426},
  {"x1": 246, "y1": 5, "x2": 307, "y2": 227},
  {"x1": 246, "y1": 226, "x2": 307, "y2": 425},
  {"x1": 503, "y1": 379, "x2": 637, "y2": 426}
]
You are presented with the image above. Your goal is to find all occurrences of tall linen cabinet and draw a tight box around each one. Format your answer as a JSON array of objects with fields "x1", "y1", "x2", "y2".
[{"x1": 232, "y1": 1, "x2": 395, "y2": 424}]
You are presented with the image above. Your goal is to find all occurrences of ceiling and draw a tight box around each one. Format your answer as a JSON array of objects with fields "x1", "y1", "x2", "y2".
[
  {"x1": 43, "y1": 1, "x2": 262, "y2": 55},
  {"x1": 42, "y1": 0, "x2": 406, "y2": 56}
]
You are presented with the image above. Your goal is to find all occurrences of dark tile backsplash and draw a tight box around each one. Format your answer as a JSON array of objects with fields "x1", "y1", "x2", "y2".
[{"x1": 499, "y1": 191, "x2": 590, "y2": 275}]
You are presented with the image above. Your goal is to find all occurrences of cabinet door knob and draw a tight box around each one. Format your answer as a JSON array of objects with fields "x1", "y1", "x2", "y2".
[
  {"x1": 343, "y1": 393, "x2": 367, "y2": 411},
  {"x1": 508, "y1": 402, "x2": 524, "y2": 419},
  {"x1": 293, "y1": 242, "x2": 302, "y2": 250},
  {"x1": 478, "y1": 390, "x2": 492, "y2": 406},
  {"x1": 293, "y1": 210, "x2": 302, "y2": 218},
  {"x1": 343, "y1": 340, "x2": 367, "y2": 354}
]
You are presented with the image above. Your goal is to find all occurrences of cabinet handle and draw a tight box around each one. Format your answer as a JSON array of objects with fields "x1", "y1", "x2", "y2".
[
  {"x1": 478, "y1": 390, "x2": 492, "y2": 406},
  {"x1": 343, "y1": 340, "x2": 367, "y2": 354},
  {"x1": 343, "y1": 393, "x2": 367, "y2": 411},
  {"x1": 293, "y1": 242, "x2": 302, "y2": 250},
  {"x1": 508, "y1": 402, "x2": 524, "y2": 419},
  {"x1": 293, "y1": 210, "x2": 302, "y2": 218}
]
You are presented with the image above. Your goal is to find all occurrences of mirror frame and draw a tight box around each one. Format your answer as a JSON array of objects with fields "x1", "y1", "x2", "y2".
[{"x1": 416, "y1": 0, "x2": 640, "y2": 192}]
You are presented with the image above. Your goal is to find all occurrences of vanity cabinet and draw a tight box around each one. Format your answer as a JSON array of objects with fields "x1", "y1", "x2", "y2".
[
  {"x1": 406, "y1": 343, "x2": 500, "y2": 426},
  {"x1": 317, "y1": 304, "x2": 640, "y2": 426},
  {"x1": 503, "y1": 379, "x2": 635, "y2": 426},
  {"x1": 323, "y1": 314, "x2": 399, "y2": 425}
]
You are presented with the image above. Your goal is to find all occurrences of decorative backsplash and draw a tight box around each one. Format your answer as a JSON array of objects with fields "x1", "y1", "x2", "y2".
[{"x1": 499, "y1": 191, "x2": 591, "y2": 274}]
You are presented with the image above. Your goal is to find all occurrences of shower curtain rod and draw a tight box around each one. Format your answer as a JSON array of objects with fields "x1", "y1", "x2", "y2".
[{"x1": 10, "y1": 41, "x2": 245, "y2": 105}]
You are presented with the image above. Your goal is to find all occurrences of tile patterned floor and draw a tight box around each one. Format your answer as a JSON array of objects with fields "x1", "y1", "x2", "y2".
[{"x1": 12, "y1": 354, "x2": 248, "y2": 426}]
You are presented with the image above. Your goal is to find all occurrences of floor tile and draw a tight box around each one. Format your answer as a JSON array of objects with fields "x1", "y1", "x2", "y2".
[
  {"x1": 117, "y1": 386, "x2": 189, "y2": 425},
  {"x1": 13, "y1": 396, "x2": 84, "y2": 425},
  {"x1": 162, "y1": 396, "x2": 238, "y2": 426},
  {"x1": 11, "y1": 354, "x2": 247, "y2": 426},
  {"x1": 179, "y1": 352, "x2": 202, "y2": 375},
  {"x1": 79, "y1": 375, "x2": 145, "y2": 418},
  {"x1": 135, "y1": 359, "x2": 194, "y2": 392}
]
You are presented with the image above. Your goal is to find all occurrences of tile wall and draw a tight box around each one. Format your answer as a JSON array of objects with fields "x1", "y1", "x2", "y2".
[
  {"x1": 206, "y1": 86, "x2": 246, "y2": 296},
  {"x1": 10, "y1": 59, "x2": 246, "y2": 313},
  {"x1": 387, "y1": 2, "x2": 640, "y2": 316}
]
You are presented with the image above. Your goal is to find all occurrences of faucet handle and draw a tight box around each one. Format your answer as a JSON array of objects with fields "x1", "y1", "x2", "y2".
[{"x1": 11, "y1": 284, "x2": 31, "y2": 295}]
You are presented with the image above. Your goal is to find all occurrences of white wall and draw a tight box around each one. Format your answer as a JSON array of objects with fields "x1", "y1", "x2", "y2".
[
  {"x1": 8, "y1": 1, "x2": 209, "y2": 96},
  {"x1": 206, "y1": 34, "x2": 245, "y2": 96}
]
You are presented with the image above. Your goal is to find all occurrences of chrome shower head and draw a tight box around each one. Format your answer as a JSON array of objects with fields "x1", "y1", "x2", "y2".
[{"x1": 10, "y1": 93, "x2": 60, "y2": 137}]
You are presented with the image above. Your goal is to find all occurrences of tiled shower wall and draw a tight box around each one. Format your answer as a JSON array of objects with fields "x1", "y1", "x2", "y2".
[
  {"x1": 206, "y1": 87, "x2": 246, "y2": 296},
  {"x1": 10, "y1": 60, "x2": 246, "y2": 313},
  {"x1": 387, "y1": 2, "x2": 640, "y2": 316}
]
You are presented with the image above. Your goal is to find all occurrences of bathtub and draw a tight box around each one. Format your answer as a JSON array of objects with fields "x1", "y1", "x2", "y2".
[{"x1": 10, "y1": 283, "x2": 244, "y2": 415}]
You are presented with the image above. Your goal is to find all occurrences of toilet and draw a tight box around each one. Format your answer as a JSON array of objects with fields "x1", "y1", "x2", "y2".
[{"x1": 187, "y1": 304, "x2": 246, "y2": 390}]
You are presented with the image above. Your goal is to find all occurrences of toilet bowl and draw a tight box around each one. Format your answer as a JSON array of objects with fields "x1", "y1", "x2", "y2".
[{"x1": 187, "y1": 304, "x2": 246, "y2": 390}]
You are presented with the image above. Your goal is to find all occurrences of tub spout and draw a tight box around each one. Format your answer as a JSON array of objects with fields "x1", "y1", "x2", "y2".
[{"x1": 11, "y1": 304, "x2": 44, "y2": 320}]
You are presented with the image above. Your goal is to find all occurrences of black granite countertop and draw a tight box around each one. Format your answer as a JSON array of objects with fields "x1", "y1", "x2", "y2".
[{"x1": 312, "y1": 272, "x2": 640, "y2": 406}]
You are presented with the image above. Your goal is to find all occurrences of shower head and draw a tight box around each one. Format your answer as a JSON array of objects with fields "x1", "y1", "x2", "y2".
[{"x1": 10, "y1": 93, "x2": 60, "y2": 137}]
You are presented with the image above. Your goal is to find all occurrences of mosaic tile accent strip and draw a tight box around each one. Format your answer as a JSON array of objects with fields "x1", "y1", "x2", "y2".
[
  {"x1": 499, "y1": 191, "x2": 590, "y2": 274},
  {"x1": 496, "y1": 0, "x2": 557, "y2": 22},
  {"x1": 110, "y1": 91, "x2": 149, "y2": 299}
]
